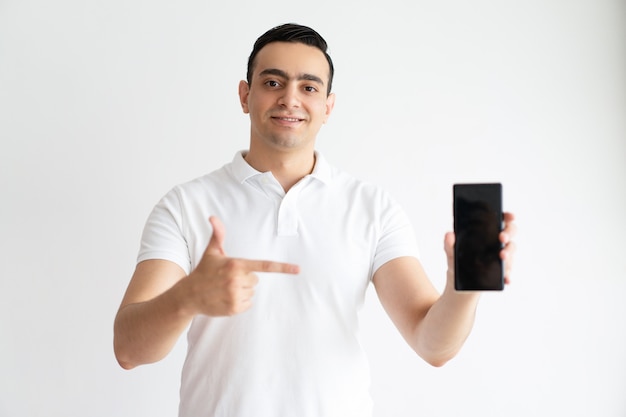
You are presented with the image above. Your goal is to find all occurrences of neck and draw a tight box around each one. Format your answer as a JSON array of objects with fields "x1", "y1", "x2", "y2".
[{"x1": 244, "y1": 146, "x2": 316, "y2": 192}]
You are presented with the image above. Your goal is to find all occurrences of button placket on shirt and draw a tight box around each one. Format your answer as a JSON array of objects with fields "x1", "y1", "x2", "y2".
[
  {"x1": 252, "y1": 172, "x2": 308, "y2": 237},
  {"x1": 276, "y1": 186, "x2": 300, "y2": 237},
  {"x1": 277, "y1": 175, "x2": 313, "y2": 237}
]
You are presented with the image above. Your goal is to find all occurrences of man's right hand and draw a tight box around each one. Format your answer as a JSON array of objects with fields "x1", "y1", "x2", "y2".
[
  {"x1": 184, "y1": 216, "x2": 300, "y2": 317},
  {"x1": 114, "y1": 216, "x2": 299, "y2": 369}
]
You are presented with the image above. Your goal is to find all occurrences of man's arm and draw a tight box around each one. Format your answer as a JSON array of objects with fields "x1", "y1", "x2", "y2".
[
  {"x1": 373, "y1": 213, "x2": 516, "y2": 367},
  {"x1": 114, "y1": 216, "x2": 300, "y2": 370},
  {"x1": 113, "y1": 259, "x2": 193, "y2": 370}
]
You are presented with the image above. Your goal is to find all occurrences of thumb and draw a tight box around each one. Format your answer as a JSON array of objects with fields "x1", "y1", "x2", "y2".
[
  {"x1": 205, "y1": 216, "x2": 226, "y2": 256},
  {"x1": 444, "y1": 232, "x2": 456, "y2": 287},
  {"x1": 444, "y1": 231, "x2": 455, "y2": 266}
]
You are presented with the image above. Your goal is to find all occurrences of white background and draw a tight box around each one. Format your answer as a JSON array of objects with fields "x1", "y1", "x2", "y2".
[{"x1": 1, "y1": 0, "x2": 625, "y2": 416}]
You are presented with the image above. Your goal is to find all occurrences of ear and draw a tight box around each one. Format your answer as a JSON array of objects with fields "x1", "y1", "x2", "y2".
[
  {"x1": 323, "y1": 92, "x2": 336, "y2": 123},
  {"x1": 238, "y1": 80, "x2": 250, "y2": 114}
]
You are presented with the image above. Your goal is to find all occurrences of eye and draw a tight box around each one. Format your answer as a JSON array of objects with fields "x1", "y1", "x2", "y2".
[
  {"x1": 265, "y1": 80, "x2": 280, "y2": 88},
  {"x1": 304, "y1": 85, "x2": 318, "y2": 93}
]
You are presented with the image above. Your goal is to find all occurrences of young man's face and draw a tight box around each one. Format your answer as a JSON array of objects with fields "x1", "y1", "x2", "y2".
[{"x1": 239, "y1": 42, "x2": 335, "y2": 153}]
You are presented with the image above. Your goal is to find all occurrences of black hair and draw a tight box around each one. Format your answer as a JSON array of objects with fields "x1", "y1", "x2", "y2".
[{"x1": 246, "y1": 23, "x2": 334, "y2": 95}]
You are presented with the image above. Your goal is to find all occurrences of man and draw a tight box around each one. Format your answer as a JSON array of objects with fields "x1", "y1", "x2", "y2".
[{"x1": 114, "y1": 23, "x2": 516, "y2": 417}]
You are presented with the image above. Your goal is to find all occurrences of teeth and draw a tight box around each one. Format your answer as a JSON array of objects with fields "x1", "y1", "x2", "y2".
[{"x1": 277, "y1": 117, "x2": 300, "y2": 122}]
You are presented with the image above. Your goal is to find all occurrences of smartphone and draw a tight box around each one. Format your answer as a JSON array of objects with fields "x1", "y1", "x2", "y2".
[{"x1": 453, "y1": 183, "x2": 504, "y2": 291}]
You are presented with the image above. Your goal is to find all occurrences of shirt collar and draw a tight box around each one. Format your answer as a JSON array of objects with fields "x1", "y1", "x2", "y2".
[
  {"x1": 230, "y1": 150, "x2": 332, "y2": 185},
  {"x1": 231, "y1": 151, "x2": 262, "y2": 183},
  {"x1": 308, "y1": 151, "x2": 332, "y2": 185}
]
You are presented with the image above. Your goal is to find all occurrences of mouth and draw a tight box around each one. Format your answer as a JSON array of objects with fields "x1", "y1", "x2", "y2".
[
  {"x1": 275, "y1": 117, "x2": 302, "y2": 121},
  {"x1": 272, "y1": 116, "x2": 305, "y2": 123}
]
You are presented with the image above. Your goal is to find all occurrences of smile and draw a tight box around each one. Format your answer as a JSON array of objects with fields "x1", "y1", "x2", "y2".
[{"x1": 273, "y1": 116, "x2": 304, "y2": 122}]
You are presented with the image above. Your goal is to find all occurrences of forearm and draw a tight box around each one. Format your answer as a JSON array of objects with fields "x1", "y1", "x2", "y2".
[
  {"x1": 413, "y1": 284, "x2": 480, "y2": 367},
  {"x1": 114, "y1": 279, "x2": 195, "y2": 369}
]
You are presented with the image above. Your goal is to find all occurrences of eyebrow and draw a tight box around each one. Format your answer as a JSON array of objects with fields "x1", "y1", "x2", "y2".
[{"x1": 259, "y1": 68, "x2": 325, "y2": 87}]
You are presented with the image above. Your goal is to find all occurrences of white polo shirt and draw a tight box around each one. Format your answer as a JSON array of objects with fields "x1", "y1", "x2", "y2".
[{"x1": 138, "y1": 151, "x2": 420, "y2": 417}]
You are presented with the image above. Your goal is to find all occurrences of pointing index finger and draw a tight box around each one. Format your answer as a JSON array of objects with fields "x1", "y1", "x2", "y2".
[{"x1": 243, "y1": 259, "x2": 300, "y2": 275}]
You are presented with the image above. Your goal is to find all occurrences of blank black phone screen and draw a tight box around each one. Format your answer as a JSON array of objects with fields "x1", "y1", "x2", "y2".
[{"x1": 453, "y1": 183, "x2": 503, "y2": 291}]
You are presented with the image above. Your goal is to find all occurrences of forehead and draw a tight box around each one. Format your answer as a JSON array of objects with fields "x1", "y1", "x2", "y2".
[{"x1": 252, "y1": 42, "x2": 330, "y2": 81}]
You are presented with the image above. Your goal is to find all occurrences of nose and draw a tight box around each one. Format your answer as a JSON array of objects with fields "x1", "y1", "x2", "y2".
[{"x1": 277, "y1": 84, "x2": 301, "y2": 108}]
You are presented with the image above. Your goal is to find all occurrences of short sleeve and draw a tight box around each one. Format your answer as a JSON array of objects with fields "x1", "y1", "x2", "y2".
[
  {"x1": 137, "y1": 187, "x2": 192, "y2": 274},
  {"x1": 371, "y1": 195, "x2": 420, "y2": 278}
]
